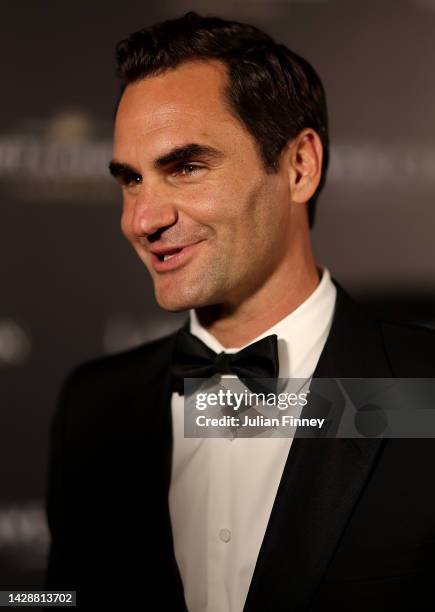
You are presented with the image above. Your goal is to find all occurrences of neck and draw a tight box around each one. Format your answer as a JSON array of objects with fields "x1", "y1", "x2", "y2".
[{"x1": 195, "y1": 241, "x2": 320, "y2": 348}]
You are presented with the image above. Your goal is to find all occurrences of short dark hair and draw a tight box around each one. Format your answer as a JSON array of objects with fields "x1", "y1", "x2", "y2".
[{"x1": 115, "y1": 12, "x2": 329, "y2": 227}]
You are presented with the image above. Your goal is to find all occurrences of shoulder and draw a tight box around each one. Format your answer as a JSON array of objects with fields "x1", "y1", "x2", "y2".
[
  {"x1": 65, "y1": 331, "x2": 178, "y2": 388},
  {"x1": 331, "y1": 280, "x2": 435, "y2": 376},
  {"x1": 379, "y1": 320, "x2": 435, "y2": 376},
  {"x1": 53, "y1": 331, "x2": 179, "y2": 424}
]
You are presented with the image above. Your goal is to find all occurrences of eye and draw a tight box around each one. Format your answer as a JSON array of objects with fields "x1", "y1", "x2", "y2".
[
  {"x1": 173, "y1": 163, "x2": 205, "y2": 177},
  {"x1": 122, "y1": 172, "x2": 142, "y2": 187},
  {"x1": 116, "y1": 172, "x2": 142, "y2": 195}
]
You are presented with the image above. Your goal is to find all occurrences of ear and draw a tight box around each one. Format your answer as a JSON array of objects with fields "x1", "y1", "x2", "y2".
[{"x1": 286, "y1": 128, "x2": 323, "y2": 204}]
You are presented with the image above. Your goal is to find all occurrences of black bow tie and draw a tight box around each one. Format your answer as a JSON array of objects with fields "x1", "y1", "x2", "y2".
[{"x1": 171, "y1": 328, "x2": 279, "y2": 395}]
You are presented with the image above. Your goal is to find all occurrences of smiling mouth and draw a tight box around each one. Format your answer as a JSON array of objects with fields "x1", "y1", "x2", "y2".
[
  {"x1": 149, "y1": 241, "x2": 204, "y2": 272},
  {"x1": 157, "y1": 248, "x2": 183, "y2": 262}
]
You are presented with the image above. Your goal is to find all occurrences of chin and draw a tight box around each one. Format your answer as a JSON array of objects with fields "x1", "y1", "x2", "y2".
[
  {"x1": 154, "y1": 282, "x2": 220, "y2": 312},
  {"x1": 154, "y1": 289, "x2": 200, "y2": 312}
]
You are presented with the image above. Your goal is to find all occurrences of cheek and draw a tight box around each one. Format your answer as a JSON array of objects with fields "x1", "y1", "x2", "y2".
[
  {"x1": 196, "y1": 179, "x2": 256, "y2": 228},
  {"x1": 237, "y1": 183, "x2": 288, "y2": 255},
  {"x1": 187, "y1": 182, "x2": 231, "y2": 223}
]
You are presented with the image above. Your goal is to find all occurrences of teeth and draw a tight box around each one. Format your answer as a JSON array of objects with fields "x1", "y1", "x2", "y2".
[{"x1": 163, "y1": 253, "x2": 177, "y2": 261}]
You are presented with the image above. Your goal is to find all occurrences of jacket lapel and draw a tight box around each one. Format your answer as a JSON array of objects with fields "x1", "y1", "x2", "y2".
[
  {"x1": 129, "y1": 332, "x2": 188, "y2": 610},
  {"x1": 243, "y1": 282, "x2": 393, "y2": 611}
]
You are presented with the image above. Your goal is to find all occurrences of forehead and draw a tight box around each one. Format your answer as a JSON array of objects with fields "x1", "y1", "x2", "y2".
[{"x1": 113, "y1": 60, "x2": 248, "y2": 158}]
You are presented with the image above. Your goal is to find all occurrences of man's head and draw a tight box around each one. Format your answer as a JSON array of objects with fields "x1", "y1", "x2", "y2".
[{"x1": 110, "y1": 13, "x2": 328, "y2": 312}]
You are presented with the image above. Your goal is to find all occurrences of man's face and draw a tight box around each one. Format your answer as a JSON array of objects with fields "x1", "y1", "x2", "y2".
[{"x1": 112, "y1": 60, "x2": 293, "y2": 311}]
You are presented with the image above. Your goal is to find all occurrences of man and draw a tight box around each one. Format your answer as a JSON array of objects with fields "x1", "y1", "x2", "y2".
[{"x1": 45, "y1": 12, "x2": 435, "y2": 611}]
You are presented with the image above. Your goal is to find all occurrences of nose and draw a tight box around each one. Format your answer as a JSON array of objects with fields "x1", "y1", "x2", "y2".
[{"x1": 129, "y1": 183, "x2": 178, "y2": 238}]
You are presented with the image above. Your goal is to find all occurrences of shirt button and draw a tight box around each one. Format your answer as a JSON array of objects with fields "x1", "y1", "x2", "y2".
[{"x1": 219, "y1": 528, "x2": 231, "y2": 543}]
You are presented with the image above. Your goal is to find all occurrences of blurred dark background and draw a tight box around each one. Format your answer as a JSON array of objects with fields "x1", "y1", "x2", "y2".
[{"x1": 1, "y1": 0, "x2": 434, "y2": 588}]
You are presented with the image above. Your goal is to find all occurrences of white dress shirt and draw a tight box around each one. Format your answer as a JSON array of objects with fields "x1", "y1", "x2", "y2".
[{"x1": 169, "y1": 268, "x2": 337, "y2": 612}]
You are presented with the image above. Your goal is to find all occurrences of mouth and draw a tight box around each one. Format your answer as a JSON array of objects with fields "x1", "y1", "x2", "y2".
[{"x1": 149, "y1": 241, "x2": 204, "y2": 272}]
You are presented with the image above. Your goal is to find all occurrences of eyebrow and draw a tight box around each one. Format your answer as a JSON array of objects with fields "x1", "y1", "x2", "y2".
[
  {"x1": 153, "y1": 143, "x2": 224, "y2": 168},
  {"x1": 109, "y1": 143, "x2": 224, "y2": 179},
  {"x1": 108, "y1": 161, "x2": 140, "y2": 179}
]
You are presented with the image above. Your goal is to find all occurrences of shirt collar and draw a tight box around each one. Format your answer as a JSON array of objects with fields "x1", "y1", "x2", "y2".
[{"x1": 189, "y1": 267, "x2": 337, "y2": 378}]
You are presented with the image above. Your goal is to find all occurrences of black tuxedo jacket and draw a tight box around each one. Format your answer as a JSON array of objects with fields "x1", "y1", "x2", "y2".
[{"x1": 45, "y1": 283, "x2": 435, "y2": 610}]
